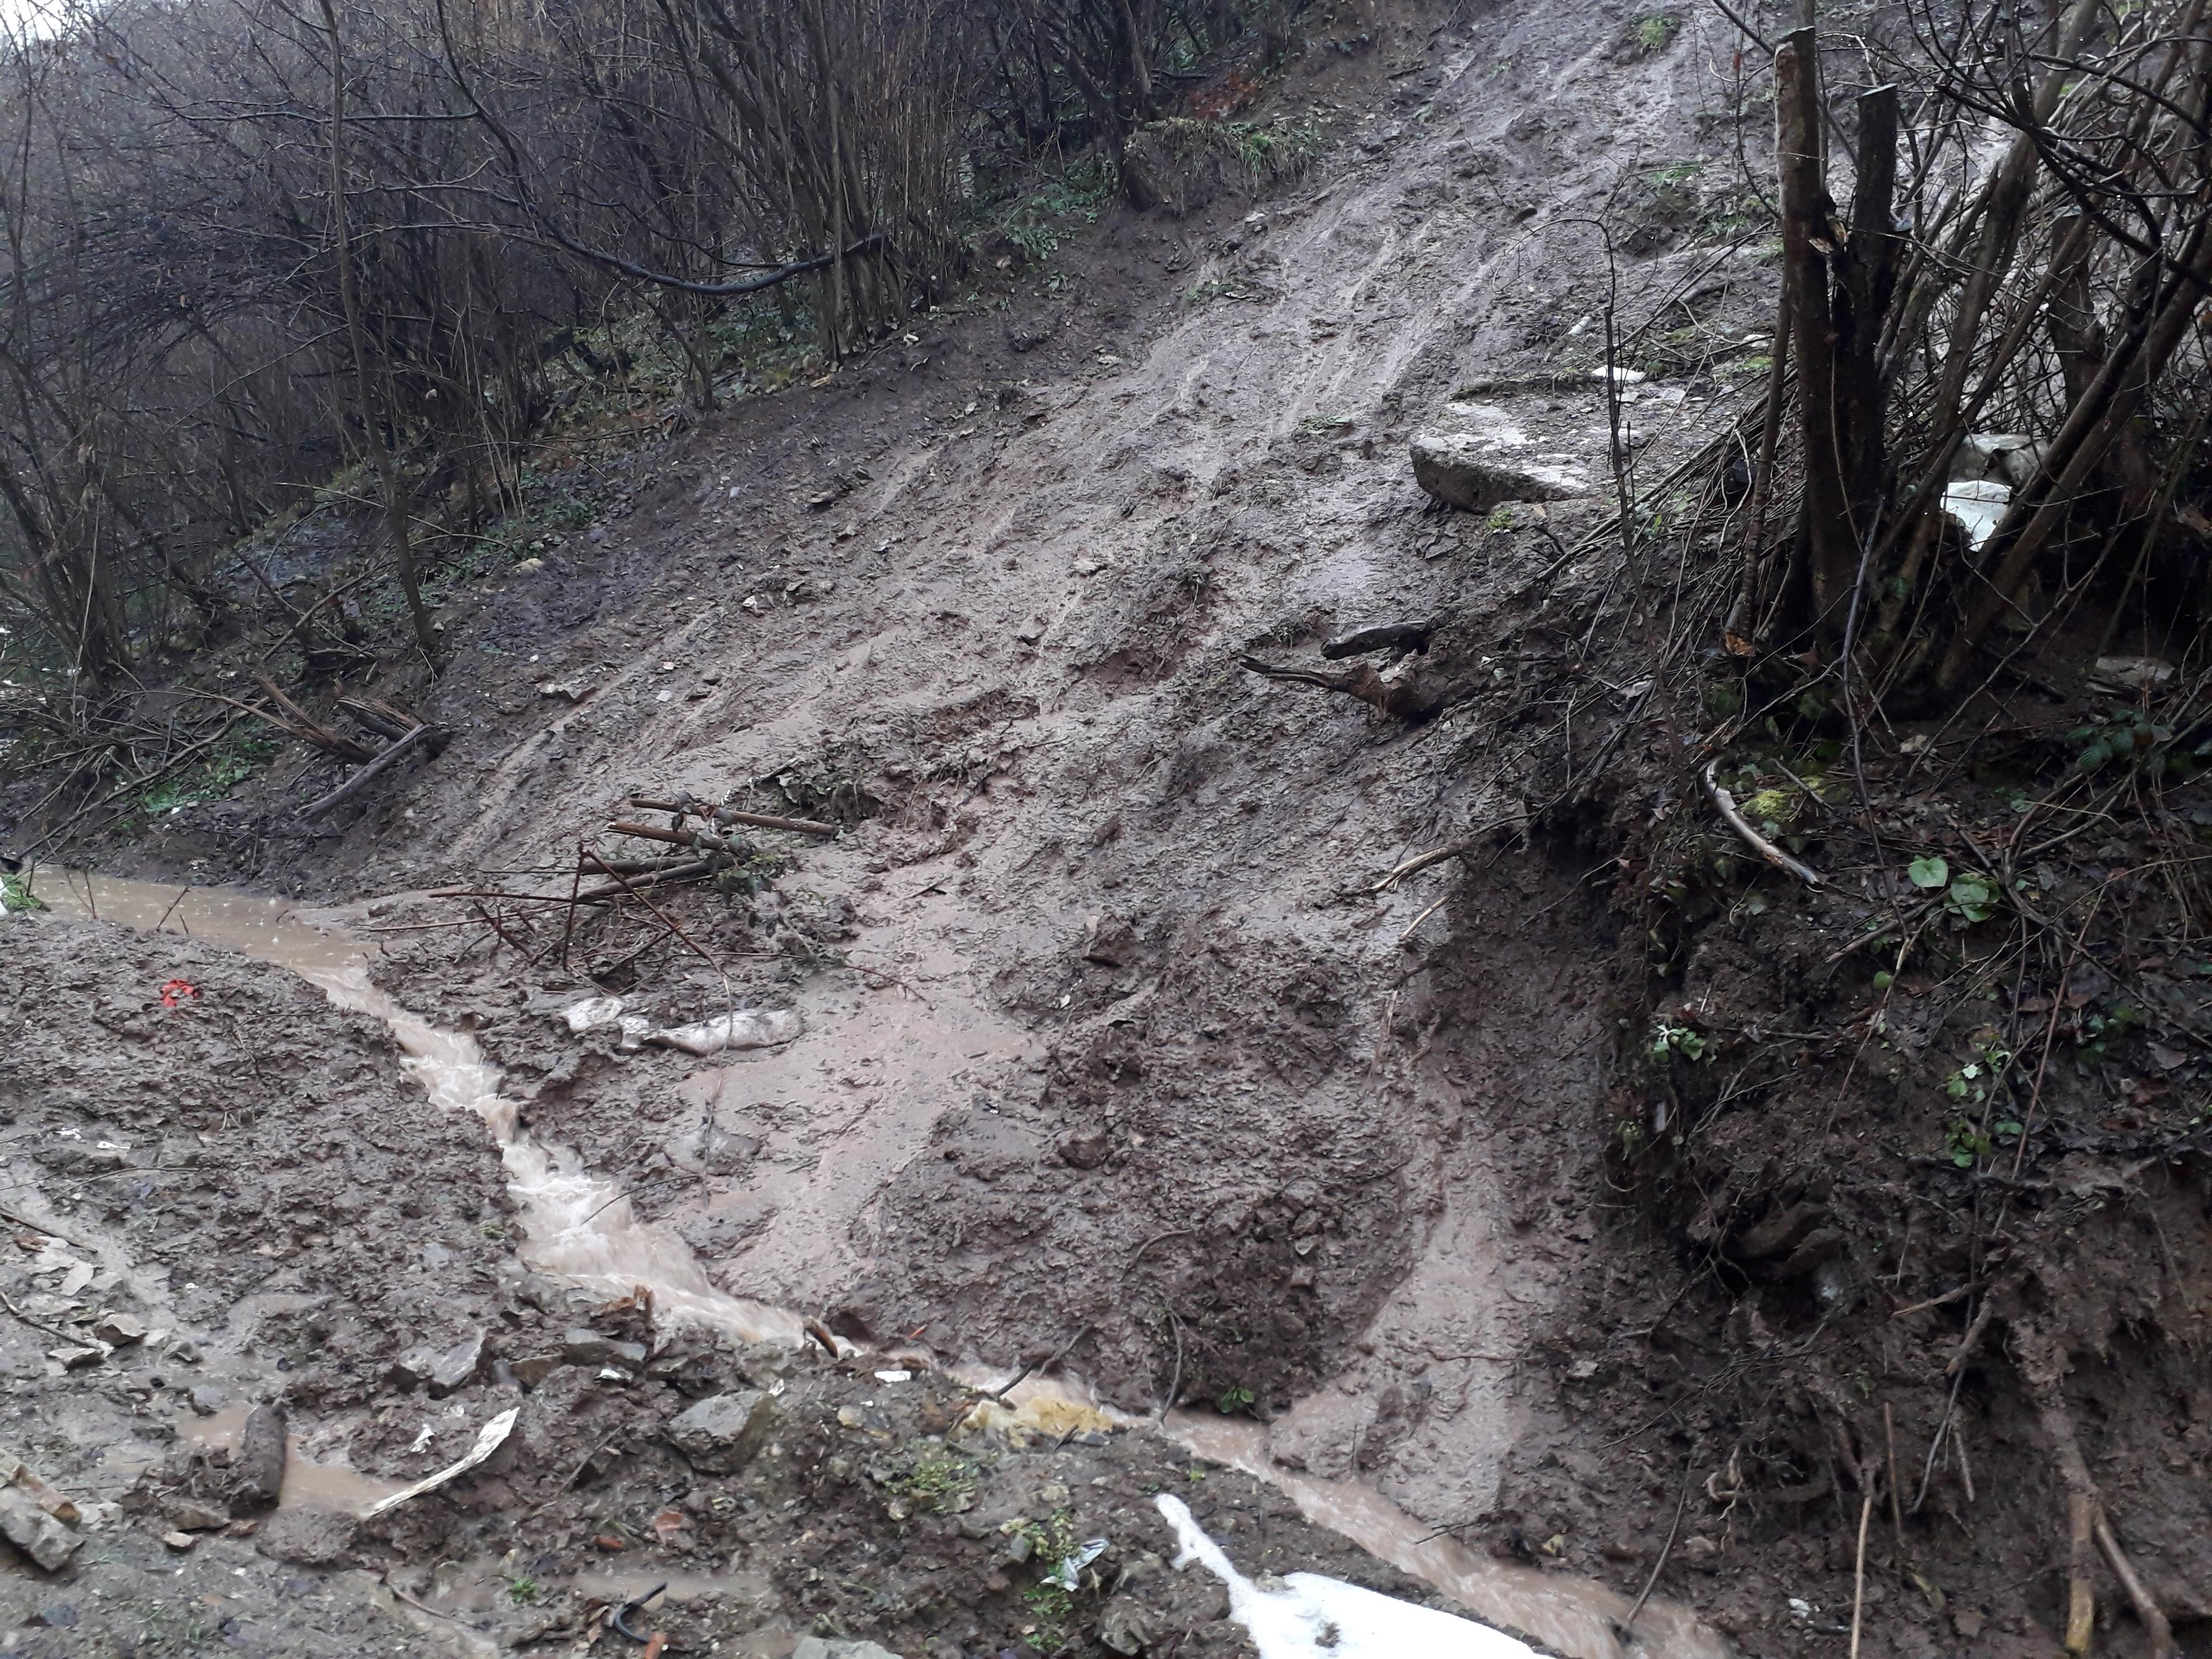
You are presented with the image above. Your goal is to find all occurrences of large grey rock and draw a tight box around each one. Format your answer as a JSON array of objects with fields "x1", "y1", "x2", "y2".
[
  {"x1": 665, "y1": 1389, "x2": 777, "y2": 1474},
  {"x1": 1410, "y1": 431, "x2": 1589, "y2": 511},
  {"x1": 792, "y1": 1641, "x2": 903, "y2": 1659},
  {"x1": 392, "y1": 1331, "x2": 486, "y2": 1396},
  {"x1": 0, "y1": 1491, "x2": 79, "y2": 1572}
]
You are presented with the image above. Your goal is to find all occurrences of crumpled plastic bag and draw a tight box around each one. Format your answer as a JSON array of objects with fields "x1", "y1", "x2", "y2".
[{"x1": 647, "y1": 1007, "x2": 804, "y2": 1056}]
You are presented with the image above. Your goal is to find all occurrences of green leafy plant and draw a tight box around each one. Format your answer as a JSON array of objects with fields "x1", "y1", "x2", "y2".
[
  {"x1": 2067, "y1": 714, "x2": 2190, "y2": 778},
  {"x1": 1215, "y1": 1383, "x2": 1256, "y2": 1415},
  {"x1": 0, "y1": 871, "x2": 38, "y2": 914},
  {"x1": 882, "y1": 1450, "x2": 980, "y2": 1513},
  {"x1": 1907, "y1": 855, "x2": 1998, "y2": 924},
  {"x1": 1650, "y1": 1020, "x2": 1708, "y2": 1063},
  {"x1": 1944, "y1": 872, "x2": 1998, "y2": 925},
  {"x1": 2075, "y1": 1003, "x2": 2144, "y2": 1068},
  {"x1": 1942, "y1": 1119, "x2": 1988, "y2": 1168},
  {"x1": 507, "y1": 1575, "x2": 540, "y2": 1605},
  {"x1": 1634, "y1": 13, "x2": 1682, "y2": 52}
]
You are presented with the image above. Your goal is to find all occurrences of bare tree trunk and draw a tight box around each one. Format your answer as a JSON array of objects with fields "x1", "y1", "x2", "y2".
[
  {"x1": 1777, "y1": 28, "x2": 1853, "y2": 646},
  {"x1": 318, "y1": 0, "x2": 438, "y2": 666}
]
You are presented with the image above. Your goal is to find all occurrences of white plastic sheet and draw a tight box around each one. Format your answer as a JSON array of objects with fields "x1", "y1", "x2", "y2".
[{"x1": 1156, "y1": 1495, "x2": 1539, "y2": 1659}]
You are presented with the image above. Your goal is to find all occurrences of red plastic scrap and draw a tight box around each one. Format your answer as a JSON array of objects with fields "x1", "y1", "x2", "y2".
[{"x1": 159, "y1": 979, "x2": 200, "y2": 1008}]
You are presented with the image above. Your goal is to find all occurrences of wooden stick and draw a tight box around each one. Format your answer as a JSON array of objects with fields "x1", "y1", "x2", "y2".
[
  {"x1": 628, "y1": 795, "x2": 838, "y2": 838},
  {"x1": 1884, "y1": 1403, "x2": 1904, "y2": 1551},
  {"x1": 605, "y1": 820, "x2": 747, "y2": 857},
  {"x1": 1622, "y1": 1464, "x2": 1693, "y2": 1635},
  {"x1": 1847, "y1": 1480, "x2": 1874, "y2": 1659},
  {"x1": 2064, "y1": 1493, "x2": 2095, "y2": 1653},
  {"x1": 582, "y1": 850, "x2": 722, "y2": 976},
  {"x1": 574, "y1": 858, "x2": 718, "y2": 903},
  {"x1": 302, "y1": 724, "x2": 427, "y2": 817},
  {"x1": 0, "y1": 1207, "x2": 95, "y2": 1251},
  {"x1": 1702, "y1": 761, "x2": 1822, "y2": 885},
  {"x1": 471, "y1": 902, "x2": 540, "y2": 966},
  {"x1": 1359, "y1": 839, "x2": 1475, "y2": 895},
  {"x1": 2094, "y1": 1512, "x2": 2176, "y2": 1659}
]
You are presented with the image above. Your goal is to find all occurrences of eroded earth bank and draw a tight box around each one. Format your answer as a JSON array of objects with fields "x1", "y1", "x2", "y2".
[{"x1": 2, "y1": 2, "x2": 2207, "y2": 1658}]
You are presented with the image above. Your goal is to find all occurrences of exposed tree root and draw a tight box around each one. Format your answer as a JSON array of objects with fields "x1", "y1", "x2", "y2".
[
  {"x1": 1236, "y1": 653, "x2": 1445, "y2": 720},
  {"x1": 2017, "y1": 1325, "x2": 2177, "y2": 1659}
]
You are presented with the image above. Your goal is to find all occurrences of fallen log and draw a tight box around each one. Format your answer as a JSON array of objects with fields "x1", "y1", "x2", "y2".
[
  {"x1": 627, "y1": 794, "x2": 839, "y2": 838},
  {"x1": 302, "y1": 724, "x2": 428, "y2": 818},
  {"x1": 1321, "y1": 620, "x2": 1441, "y2": 661},
  {"x1": 1236, "y1": 654, "x2": 1445, "y2": 721},
  {"x1": 574, "y1": 857, "x2": 721, "y2": 903},
  {"x1": 252, "y1": 676, "x2": 376, "y2": 763},
  {"x1": 605, "y1": 819, "x2": 748, "y2": 858},
  {"x1": 232, "y1": 1404, "x2": 287, "y2": 1511}
]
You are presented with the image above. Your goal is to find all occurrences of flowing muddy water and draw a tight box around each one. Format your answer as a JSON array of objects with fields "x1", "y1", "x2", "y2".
[
  {"x1": 25, "y1": 869, "x2": 801, "y2": 1346},
  {"x1": 26, "y1": 870, "x2": 1726, "y2": 1659}
]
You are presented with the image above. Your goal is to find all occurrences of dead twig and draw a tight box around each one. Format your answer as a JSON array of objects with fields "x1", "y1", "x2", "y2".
[
  {"x1": 1847, "y1": 1477, "x2": 1875, "y2": 1659},
  {"x1": 1620, "y1": 1459, "x2": 1694, "y2": 1637},
  {"x1": 2094, "y1": 1512, "x2": 2177, "y2": 1659},
  {"x1": 628, "y1": 794, "x2": 838, "y2": 838},
  {"x1": 1702, "y1": 760, "x2": 1821, "y2": 885},
  {"x1": 989, "y1": 1324, "x2": 1091, "y2": 1403},
  {"x1": 1357, "y1": 838, "x2": 1479, "y2": 896}
]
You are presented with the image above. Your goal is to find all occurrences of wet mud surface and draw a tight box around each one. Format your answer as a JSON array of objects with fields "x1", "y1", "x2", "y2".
[{"x1": 9, "y1": 0, "x2": 2209, "y2": 1655}]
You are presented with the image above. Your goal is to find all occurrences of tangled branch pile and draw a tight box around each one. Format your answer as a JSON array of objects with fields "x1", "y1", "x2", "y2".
[{"x1": 1726, "y1": 2, "x2": 2212, "y2": 709}]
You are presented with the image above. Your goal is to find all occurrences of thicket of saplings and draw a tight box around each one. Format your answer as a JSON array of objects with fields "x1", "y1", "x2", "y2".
[
  {"x1": 0, "y1": 0, "x2": 1301, "y2": 733},
  {"x1": 1718, "y1": 1, "x2": 2212, "y2": 730}
]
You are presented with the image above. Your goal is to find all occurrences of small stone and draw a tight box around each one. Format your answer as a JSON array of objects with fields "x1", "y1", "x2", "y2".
[
  {"x1": 1081, "y1": 913, "x2": 1138, "y2": 968},
  {"x1": 161, "y1": 1530, "x2": 197, "y2": 1552},
  {"x1": 188, "y1": 1384, "x2": 226, "y2": 1416},
  {"x1": 1055, "y1": 1130, "x2": 1113, "y2": 1170},
  {"x1": 1099, "y1": 1601, "x2": 1152, "y2": 1655},
  {"x1": 92, "y1": 1312, "x2": 146, "y2": 1346},
  {"x1": 49, "y1": 1344, "x2": 107, "y2": 1371},
  {"x1": 255, "y1": 1507, "x2": 357, "y2": 1568},
  {"x1": 510, "y1": 1354, "x2": 560, "y2": 1388},
  {"x1": 791, "y1": 1641, "x2": 904, "y2": 1659},
  {"x1": 230, "y1": 1404, "x2": 287, "y2": 1511},
  {"x1": 560, "y1": 1329, "x2": 647, "y2": 1370},
  {"x1": 165, "y1": 1498, "x2": 230, "y2": 1532},
  {"x1": 0, "y1": 1491, "x2": 81, "y2": 1571},
  {"x1": 166, "y1": 1339, "x2": 203, "y2": 1365},
  {"x1": 665, "y1": 1389, "x2": 777, "y2": 1475},
  {"x1": 389, "y1": 1331, "x2": 486, "y2": 1395}
]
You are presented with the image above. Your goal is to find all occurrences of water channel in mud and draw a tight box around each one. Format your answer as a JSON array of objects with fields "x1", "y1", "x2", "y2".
[{"x1": 21, "y1": 869, "x2": 1726, "y2": 1659}]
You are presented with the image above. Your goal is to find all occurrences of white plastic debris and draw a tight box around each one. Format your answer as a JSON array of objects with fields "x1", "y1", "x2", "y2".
[
  {"x1": 1156, "y1": 1495, "x2": 1537, "y2": 1659},
  {"x1": 873, "y1": 1369, "x2": 913, "y2": 1384},
  {"x1": 1048, "y1": 1536, "x2": 1111, "y2": 1592},
  {"x1": 1941, "y1": 479, "x2": 2011, "y2": 550},
  {"x1": 647, "y1": 1008, "x2": 804, "y2": 1056},
  {"x1": 2092, "y1": 655, "x2": 2175, "y2": 692},
  {"x1": 563, "y1": 996, "x2": 625, "y2": 1035},
  {"x1": 361, "y1": 1407, "x2": 518, "y2": 1520}
]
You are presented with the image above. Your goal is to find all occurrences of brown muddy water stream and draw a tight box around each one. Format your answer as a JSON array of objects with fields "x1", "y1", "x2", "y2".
[{"x1": 24, "y1": 870, "x2": 1725, "y2": 1659}]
